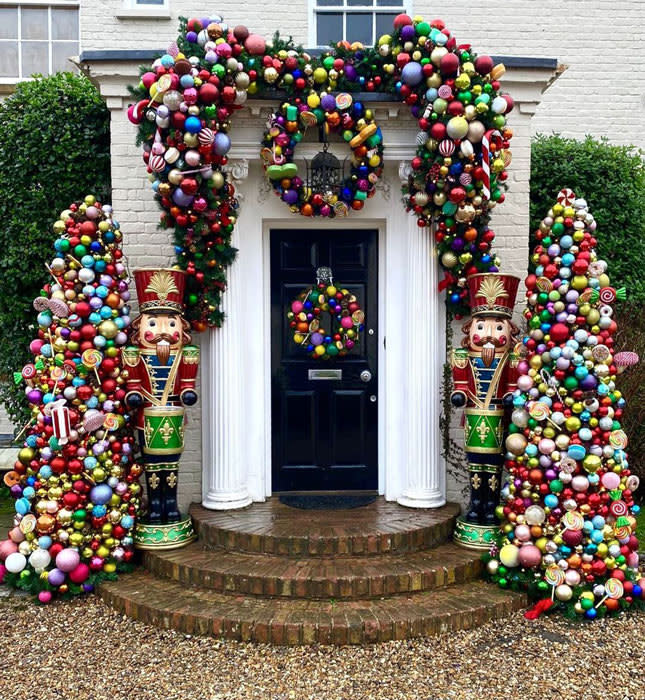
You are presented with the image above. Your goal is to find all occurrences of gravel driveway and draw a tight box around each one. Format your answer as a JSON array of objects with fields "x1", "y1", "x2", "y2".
[{"x1": 0, "y1": 588, "x2": 642, "y2": 700}]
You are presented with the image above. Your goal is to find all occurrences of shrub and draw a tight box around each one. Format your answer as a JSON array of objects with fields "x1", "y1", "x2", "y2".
[
  {"x1": 0, "y1": 73, "x2": 111, "y2": 427},
  {"x1": 614, "y1": 303, "x2": 645, "y2": 495},
  {"x1": 530, "y1": 134, "x2": 645, "y2": 302}
]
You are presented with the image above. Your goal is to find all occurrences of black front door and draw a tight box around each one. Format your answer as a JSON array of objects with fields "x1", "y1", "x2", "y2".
[{"x1": 271, "y1": 228, "x2": 378, "y2": 492}]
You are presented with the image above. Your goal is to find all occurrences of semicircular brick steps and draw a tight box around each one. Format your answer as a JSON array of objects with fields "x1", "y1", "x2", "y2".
[{"x1": 99, "y1": 499, "x2": 527, "y2": 644}]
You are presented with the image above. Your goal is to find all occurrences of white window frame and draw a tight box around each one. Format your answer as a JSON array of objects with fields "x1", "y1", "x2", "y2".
[
  {"x1": 0, "y1": 0, "x2": 79, "y2": 84},
  {"x1": 118, "y1": 0, "x2": 170, "y2": 19},
  {"x1": 308, "y1": 0, "x2": 410, "y2": 48}
]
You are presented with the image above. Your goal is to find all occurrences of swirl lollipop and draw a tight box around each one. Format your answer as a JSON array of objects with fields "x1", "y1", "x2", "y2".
[
  {"x1": 545, "y1": 565, "x2": 565, "y2": 600},
  {"x1": 81, "y1": 348, "x2": 103, "y2": 384},
  {"x1": 595, "y1": 578, "x2": 624, "y2": 609},
  {"x1": 103, "y1": 413, "x2": 120, "y2": 431},
  {"x1": 21, "y1": 364, "x2": 37, "y2": 386},
  {"x1": 614, "y1": 351, "x2": 639, "y2": 374},
  {"x1": 561, "y1": 511, "x2": 584, "y2": 531},
  {"x1": 608, "y1": 430, "x2": 628, "y2": 450}
]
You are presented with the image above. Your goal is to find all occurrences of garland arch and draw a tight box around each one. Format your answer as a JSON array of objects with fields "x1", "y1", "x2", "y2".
[{"x1": 129, "y1": 13, "x2": 514, "y2": 328}]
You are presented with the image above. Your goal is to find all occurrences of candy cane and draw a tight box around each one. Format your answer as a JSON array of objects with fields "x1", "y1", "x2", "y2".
[
  {"x1": 481, "y1": 129, "x2": 502, "y2": 201},
  {"x1": 50, "y1": 399, "x2": 71, "y2": 445}
]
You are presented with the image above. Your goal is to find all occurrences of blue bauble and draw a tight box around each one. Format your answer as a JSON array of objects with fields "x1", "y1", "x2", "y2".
[{"x1": 90, "y1": 483, "x2": 113, "y2": 505}]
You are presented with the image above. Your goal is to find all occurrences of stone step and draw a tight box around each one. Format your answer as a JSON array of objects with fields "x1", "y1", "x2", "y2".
[
  {"x1": 190, "y1": 500, "x2": 460, "y2": 557},
  {"x1": 142, "y1": 541, "x2": 484, "y2": 600},
  {"x1": 99, "y1": 571, "x2": 527, "y2": 645}
]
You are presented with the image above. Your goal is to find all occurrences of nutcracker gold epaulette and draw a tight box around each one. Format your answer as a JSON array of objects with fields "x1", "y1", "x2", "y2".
[
  {"x1": 122, "y1": 346, "x2": 140, "y2": 367},
  {"x1": 451, "y1": 348, "x2": 468, "y2": 369},
  {"x1": 509, "y1": 352, "x2": 519, "y2": 368},
  {"x1": 182, "y1": 345, "x2": 200, "y2": 364}
]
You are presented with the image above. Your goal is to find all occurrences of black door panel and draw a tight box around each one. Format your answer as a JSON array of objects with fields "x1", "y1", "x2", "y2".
[{"x1": 271, "y1": 228, "x2": 378, "y2": 492}]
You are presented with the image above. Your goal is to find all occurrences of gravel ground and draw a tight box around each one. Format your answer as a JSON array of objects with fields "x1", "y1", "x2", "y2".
[{"x1": 0, "y1": 589, "x2": 642, "y2": 700}]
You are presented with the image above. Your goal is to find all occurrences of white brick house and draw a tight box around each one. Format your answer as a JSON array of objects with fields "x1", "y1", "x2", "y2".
[{"x1": 5, "y1": 1, "x2": 643, "y2": 510}]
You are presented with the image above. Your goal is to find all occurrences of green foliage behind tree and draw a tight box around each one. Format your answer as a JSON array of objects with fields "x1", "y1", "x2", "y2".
[
  {"x1": 0, "y1": 73, "x2": 111, "y2": 428},
  {"x1": 530, "y1": 134, "x2": 645, "y2": 301}
]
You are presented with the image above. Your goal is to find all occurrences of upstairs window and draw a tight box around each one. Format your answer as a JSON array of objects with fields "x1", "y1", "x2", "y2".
[
  {"x1": 0, "y1": 2, "x2": 79, "y2": 81},
  {"x1": 311, "y1": 0, "x2": 407, "y2": 48}
]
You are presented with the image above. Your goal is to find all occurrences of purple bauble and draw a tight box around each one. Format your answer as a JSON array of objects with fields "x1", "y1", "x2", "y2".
[
  {"x1": 311, "y1": 332, "x2": 323, "y2": 346},
  {"x1": 185, "y1": 31, "x2": 198, "y2": 43},
  {"x1": 213, "y1": 132, "x2": 231, "y2": 155},
  {"x1": 401, "y1": 61, "x2": 423, "y2": 86},
  {"x1": 47, "y1": 567, "x2": 66, "y2": 587},
  {"x1": 400, "y1": 24, "x2": 416, "y2": 42},
  {"x1": 344, "y1": 64, "x2": 357, "y2": 82},
  {"x1": 172, "y1": 189, "x2": 194, "y2": 207},
  {"x1": 27, "y1": 390, "x2": 42, "y2": 404},
  {"x1": 321, "y1": 94, "x2": 336, "y2": 112},
  {"x1": 282, "y1": 189, "x2": 299, "y2": 205},
  {"x1": 580, "y1": 374, "x2": 598, "y2": 391}
]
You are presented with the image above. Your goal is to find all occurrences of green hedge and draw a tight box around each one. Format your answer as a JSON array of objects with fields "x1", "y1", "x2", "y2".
[
  {"x1": 530, "y1": 134, "x2": 645, "y2": 301},
  {"x1": 0, "y1": 73, "x2": 111, "y2": 427}
]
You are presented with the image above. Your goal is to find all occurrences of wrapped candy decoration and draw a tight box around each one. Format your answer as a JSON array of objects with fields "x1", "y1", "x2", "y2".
[
  {"x1": 487, "y1": 190, "x2": 643, "y2": 619},
  {"x1": 0, "y1": 198, "x2": 141, "y2": 601}
]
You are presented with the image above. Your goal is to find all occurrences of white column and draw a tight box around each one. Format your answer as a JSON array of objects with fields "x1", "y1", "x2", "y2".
[
  {"x1": 397, "y1": 162, "x2": 446, "y2": 508},
  {"x1": 201, "y1": 162, "x2": 252, "y2": 510}
]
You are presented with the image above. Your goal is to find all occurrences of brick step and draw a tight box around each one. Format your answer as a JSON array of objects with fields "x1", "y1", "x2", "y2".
[
  {"x1": 142, "y1": 541, "x2": 483, "y2": 600},
  {"x1": 99, "y1": 571, "x2": 527, "y2": 645},
  {"x1": 190, "y1": 500, "x2": 460, "y2": 556}
]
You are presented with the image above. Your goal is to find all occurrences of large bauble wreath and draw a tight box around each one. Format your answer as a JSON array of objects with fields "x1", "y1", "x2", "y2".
[
  {"x1": 261, "y1": 92, "x2": 384, "y2": 217},
  {"x1": 288, "y1": 277, "x2": 365, "y2": 358}
]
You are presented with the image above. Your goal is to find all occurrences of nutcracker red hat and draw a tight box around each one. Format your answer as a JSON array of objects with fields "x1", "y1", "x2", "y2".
[
  {"x1": 134, "y1": 268, "x2": 186, "y2": 314},
  {"x1": 467, "y1": 273, "x2": 519, "y2": 318}
]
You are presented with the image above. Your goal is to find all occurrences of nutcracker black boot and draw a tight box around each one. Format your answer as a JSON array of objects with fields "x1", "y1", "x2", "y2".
[
  {"x1": 144, "y1": 469, "x2": 163, "y2": 524},
  {"x1": 161, "y1": 466, "x2": 181, "y2": 523},
  {"x1": 483, "y1": 468, "x2": 502, "y2": 525},
  {"x1": 465, "y1": 467, "x2": 485, "y2": 523}
]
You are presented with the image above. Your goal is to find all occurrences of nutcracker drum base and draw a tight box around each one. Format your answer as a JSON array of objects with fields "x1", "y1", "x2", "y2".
[
  {"x1": 453, "y1": 517, "x2": 498, "y2": 550},
  {"x1": 134, "y1": 516, "x2": 196, "y2": 550}
]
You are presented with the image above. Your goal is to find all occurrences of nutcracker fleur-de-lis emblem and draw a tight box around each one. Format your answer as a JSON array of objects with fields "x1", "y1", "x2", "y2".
[
  {"x1": 159, "y1": 419, "x2": 175, "y2": 445},
  {"x1": 476, "y1": 420, "x2": 491, "y2": 443}
]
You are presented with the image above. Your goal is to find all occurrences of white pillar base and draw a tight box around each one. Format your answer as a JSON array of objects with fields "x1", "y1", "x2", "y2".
[
  {"x1": 202, "y1": 488, "x2": 252, "y2": 511},
  {"x1": 397, "y1": 488, "x2": 446, "y2": 510}
]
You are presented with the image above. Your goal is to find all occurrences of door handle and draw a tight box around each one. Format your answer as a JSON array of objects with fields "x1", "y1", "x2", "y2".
[{"x1": 360, "y1": 370, "x2": 372, "y2": 383}]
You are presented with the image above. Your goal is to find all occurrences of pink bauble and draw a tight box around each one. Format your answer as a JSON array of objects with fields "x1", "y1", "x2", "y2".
[
  {"x1": 514, "y1": 524, "x2": 531, "y2": 543},
  {"x1": 538, "y1": 439, "x2": 555, "y2": 455},
  {"x1": 68, "y1": 563, "x2": 90, "y2": 584},
  {"x1": 340, "y1": 316, "x2": 353, "y2": 329},
  {"x1": 55, "y1": 548, "x2": 80, "y2": 573},
  {"x1": 518, "y1": 544, "x2": 542, "y2": 568},
  {"x1": 571, "y1": 475, "x2": 589, "y2": 492},
  {"x1": 0, "y1": 539, "x2": 18, "y2": 561},
  {"x1": 9, "y1": 527, "x2": 25, "y2": 543},
  {"x1": 38, "y1": 590, "x2": 52, "y2": 604},
  {"x1": 291, "y1": 301, "x2": 303, "y2": 314},
  {"x1": 601, "y1": 472, "x2": 620, "y2": 490},
  {"x1": 564, "y1": 569, "x2": 581, "y2": 586},
  {"x1": 244, "y1": 34, "x2": 266, "y2": 55},
  {"x1": 0, "y1": 563, "x2": 6, "y2": 583},
  {"x1": 517, "y1": 375, "x2": 534, "y2": 392},
  {"x1": 627, "y1": 552, "x2": 639, "y2": 568}
]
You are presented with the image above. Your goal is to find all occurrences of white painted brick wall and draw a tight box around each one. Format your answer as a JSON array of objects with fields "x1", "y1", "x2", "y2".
[{"x1": 82, "y1": 0, "x2": 645, "y2": 147}]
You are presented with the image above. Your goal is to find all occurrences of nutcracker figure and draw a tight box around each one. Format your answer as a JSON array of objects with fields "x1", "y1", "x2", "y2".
[
  {"x1": 123, "y1": 269, "x2": 199, "y2": 550},
  {"x1": 451, "y1": 273, "x2": 520, "y2": 549}
]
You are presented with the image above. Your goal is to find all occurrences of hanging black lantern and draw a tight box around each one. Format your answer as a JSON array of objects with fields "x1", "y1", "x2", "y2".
[{"x1": 309, "y1": 142, "x2": 342, "y2": 193}]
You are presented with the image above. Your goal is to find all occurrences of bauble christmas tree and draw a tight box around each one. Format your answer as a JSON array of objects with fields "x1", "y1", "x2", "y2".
[
  {"x1": 488, "y1": 189, "x2": 643, "y2": 618},
  {"x1": 0, "y1": 197, "x2": 141, "y2": 602}
]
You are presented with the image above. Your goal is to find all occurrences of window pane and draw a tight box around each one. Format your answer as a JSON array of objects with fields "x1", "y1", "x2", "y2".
[
  {"x1": 348, "y1": 0, "x2": 373, "y2": 5},
  {"x1": 347, "y1": 12, "x2": 372, "y2": 45},
  {"x1": 375, "y1": 12, "x2": 398, "y2": 37},
  {"x1": 317, "y1": 0, "x2": 342, "y2": 5},
  {"x1": 52, "y1": 41, "x2": 78, "y2": 72},
  {"x1": 317, "y1": 13, "x2": 342, "y2": 45},
  {"x1": 21, "y1": 7, "x2": 49, "y2": 40},
  {"x1": 136, "y1": 0, "x2": 165, "y2": 4},
  {"x1": 376, "y1": 0, "x2": 402, "y2": 5},
  {"x1": 0, "y1": 7, "x2": 18, "y2": 39},
  {"x1": 0, "y1": 41, "x2": 18, "y2": 77},
  {"x1": 21, "y1": 40, "x2": 48, "y2": 77},
  {"x1": 52, "y1": 7, "x2": 79, "y2": 41}
]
